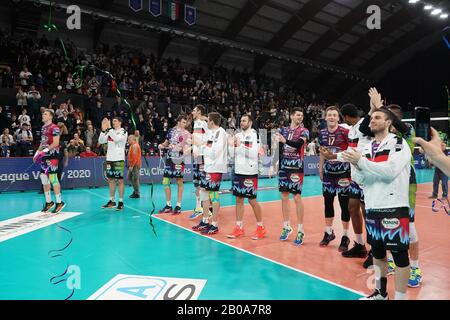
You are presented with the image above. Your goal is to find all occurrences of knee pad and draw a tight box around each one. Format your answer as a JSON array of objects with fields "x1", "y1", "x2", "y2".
[
  {"x1": 40, "y1": 173, "x2": 50, "y2": 186},
  {"x1": 391, "y1": 250, "x2": 409, "y2": 268},
  {"x1": 200, "y1": 190, "x2": 210, "y2": 202},
  {"x1": 162, "y1": 177, "x2": 171, "y2": 189},
  {"x1": 49, "y1": 173, "x2": 59, "y2": 186},
  {"x1": 409, "y1": 222, "x2": 419, "y2": 243},
  {"x1": 209, "y1": 191, "x2": 219, "y2": 203},
  {"x1": 324, "y1": 194, "x2": 335, "y2": 218},
  {"x1": 372, "y1": 246, "x2": 387, "y2": 260}
]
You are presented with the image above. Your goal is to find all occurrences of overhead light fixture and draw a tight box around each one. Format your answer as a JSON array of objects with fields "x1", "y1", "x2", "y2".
[
  {"x1": 408, "y1": 0, "x2": 420, "y2": 4},
  {"x1": 440, "y1": 13, "x2": 448, "y2": 19},
  {"x1": 424, "y1": 5, "x2": 433, "y2": 10},
  {"x1": 431, "y1": 8, "x2": 442, "y2": 15}
]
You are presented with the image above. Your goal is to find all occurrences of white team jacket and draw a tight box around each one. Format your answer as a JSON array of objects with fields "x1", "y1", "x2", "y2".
[
  {"x1": 98, "y1": 128, "x2": 128, "y2": 162},
  {"x1": 228, "y1": 129, "x2": 259, "y2": 175},
  {"x1": 352, "y1": 133, "x2": 411, "y2": 210},
  {"x1": 203, "y1": 127, "x2": 228, "y2": 173}
]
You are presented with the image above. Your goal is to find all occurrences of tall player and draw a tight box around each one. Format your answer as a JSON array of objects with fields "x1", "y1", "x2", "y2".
[
  {"x1": 320, "y1": 103, "x2": 369, "y2": 258},
  {"x1": 271, "y1": 108, "x2": 309, "y2": 245},
  {"x1": 226, "y1": 114, "x2": 266, "y2": 240},
  {"x1": 190, "y1": 105, "x2": 209, "y2": 219},
  {"x1": 318, "y1": 106, "x2": 351, "y2": 251},
  {"x1": 158, "y1": 115, "x2": 191, "y2": 215},
  {"x1": 34, "y1": 109, "x2": 65, "y2": 213},
  {"x1": 192, "y1": 112, "x2": 228, "y2": 235}
]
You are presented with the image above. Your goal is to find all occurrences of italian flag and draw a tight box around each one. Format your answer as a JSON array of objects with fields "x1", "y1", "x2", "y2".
[{"x1": 168, "y1": 1, "x2": 180, "y2": 21}]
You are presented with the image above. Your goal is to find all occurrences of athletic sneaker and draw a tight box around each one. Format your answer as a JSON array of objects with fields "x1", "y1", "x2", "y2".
[
  {"x1": 189, "y1": 207, "x2": 203, "y2": 220},
  {"x1": 342, "y1": 242, "x2": 368, "y2": 258},
  {"x1": 102, "y1": 200, "x2": 116, "y2": 209},
  {"x1": 201, "y1": 225, "x2": 219, "y2": 235},
  {"x1": 53, "y1": 202, "x2": 65, "y2": 213},
  {"x1": 319, "y1": 231, "x2": 336, "y2": 246},
  {"x1": 359, "y1": 289, "x2": 388, "y2": 300},
  {"x1": 227, "y1": 226, "x2": 244, "y2": 239},
  {"x1": 172, "y1": 206, "x2": 182, "y2": 215},
  {"x1": 279, "y1": 226, "x2": 293, "y2": 241},
  {"x1": 42, "y1": 201, "x2": 55, "y2": 213},
  {"x1": 293, "y1": 231, "x2": 305, "y2": 246},
  {"x1": 408, "y1": 267, "x2": 422, "y2": 288},
  {"x1": 251, "y1": 226, "x2": 266, "y2": 240},
  {"x1": 363, "y1": 250, "x2": 373, "y2": 268},
  {"x1": 192, "y1": 221, "x2": 210, "y2": 231},
  {"x1": 116, "y1": 202, "x2": 124, "y2": 211},
  {"x1": 129, "y1": 193, "x2": 140, "y2": 198},
  {"x1": 158, "y1": 205, "x2": 172, "y2": 214},
  {"x1": 338, "y1": 235, "x2": 350, "y2": 252},
  {"x1": 387, "y1": 258, "x2": 396, "y2": 275}
]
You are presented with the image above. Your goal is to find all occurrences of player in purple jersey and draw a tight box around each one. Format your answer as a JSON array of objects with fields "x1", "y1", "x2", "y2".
[
  {"x1": 33, "y1": 109, "x2": 65, "y2": 213},
  {"x1": 318, "y1": 106, "x2": 351, "y2": 251},
  {"x1": 271, "y1": 108, "x2": 309, "y2": 245}
]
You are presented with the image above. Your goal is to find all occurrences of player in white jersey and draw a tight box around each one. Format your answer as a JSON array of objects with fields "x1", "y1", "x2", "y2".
[
  {"x1": 320, "y1": 104, "x2": 370, "y2": 258},
  {"x1": 192, "y1": 112, "x2": 228, "y2": 235},
  {"x1": 226, "y1": 114, "x2": 266, "y2": 240},
  {"x1": 189, "y1": 105, "x2": 209, "y2": 219},
  {"x1": 99, "y1": 117, "x2": 128, "y2": 211}
]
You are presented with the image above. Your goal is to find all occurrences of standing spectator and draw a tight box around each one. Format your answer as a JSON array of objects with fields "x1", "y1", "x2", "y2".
[
  {"x1": 227, "y1": 111, "x2": 237, "y2": 130},
  {"x1": 19, "y1": 66, "x2": 32, "y2": 89},
  {"x1": 127, "y1": 135, "x2": 142, "y2": 198},
  {"x1": 429, "y1": 142, "x2": 449, "y2": 200},
  {"x1": 10, "y1": 114, "x2": 20, "y2": 131},
  {"x1": 1, "y1": 66, "x2": 14, "y2": 88},
  {"x1": 14, "y1": 122, "x2": 33, "y2": 156},
  {"x1": 0, "y1": 128, "x2": 15, "y2": 145},
  {"x1": 27, "y1": 86, "x2": 41, "y2": 124},
  {"x1": 0, "y1": 106, "x2": 9, "y2": 132},
  {"x1": 1, "y1": 135, "x2": 11, "y2": 157},
  {"x1": 16, "y1": 87, "x2": 28, "y2": 112},
  {"x1": 84, "y1": 124, "x2": 98, "y2": 149},
  {"x1": 67, "y1": 133, "x2": 85, "y2": 156},
  {"x1": 306, "y1": 139, "x2": 318, "y2": 156}
]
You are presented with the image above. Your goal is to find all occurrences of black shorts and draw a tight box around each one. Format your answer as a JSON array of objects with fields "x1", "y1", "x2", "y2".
[
  {"x1": 200, "y1": 173, "x2": 223, "y2": 192},
  {"x1": 193, "y1": 163, "x2": 206, "y2": 188},
  {"x1": 322, "y1": 174, "x2": 351, "y2": 197},
  {"x1": 365, "y1": 207, "x2": 410, "y2": 251},
  {"x1": 348, "y1": 181, "x2": 364, "y2": 201},
  {"x1": 232, "y1": 174, "x2": 258, "y2": 199},
  {"x1": 278, "y1": 170, "x2": 304, "y2": 195},
  {"x1": 163, "y1": 159, "x2": 185, "y2": 179},
  {"x1": 106, "y1": 160, "x2": 125, "y2": 180}
]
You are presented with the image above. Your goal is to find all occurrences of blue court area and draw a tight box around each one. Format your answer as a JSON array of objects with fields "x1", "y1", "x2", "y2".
[{"x1": 0, "y1": 169, "x2": 434, "y2": 300}]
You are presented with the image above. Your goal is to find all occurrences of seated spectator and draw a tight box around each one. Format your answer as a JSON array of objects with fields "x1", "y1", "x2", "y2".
[
  {"x1": 10, "y1": 114, "x2": 20, "y2": 131},
  {"x1": 14, "y1": 122, "x2": 33, "y2": 156},
  {"x1": 79, "y1": 146, "x2": 98, "y2": 158},
  {"x1": 67, "y1": 133, "x2": 85, "y2": 156},
  {"x1": 16, "y1": 87, "x2": 28, "y2": 111},
  {"x1": 0, "y1": 135, "x2": 11, "y2": 157},
  {"x1": 0, "y1": 128, "x2": 15, "y2": 145},
  {"x1": 84, "y1": 123, "x2": 98, "y2": 149}
]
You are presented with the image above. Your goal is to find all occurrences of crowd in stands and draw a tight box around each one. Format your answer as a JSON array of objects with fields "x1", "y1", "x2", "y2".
[{"x1": 0, "y1": 31, "x2": 328, "y2": 158}]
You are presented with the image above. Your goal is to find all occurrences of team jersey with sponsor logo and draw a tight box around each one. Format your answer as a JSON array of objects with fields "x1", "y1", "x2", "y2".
[
  {"x1": 204, "y1": 127, "x2": 228, "y2": 173},
  {"x1": 193, "y1": 119, "x2": 208, "y2": 156},
  {"x1": 166, "y1": 127, "x2": 191, "y2": 162},
  {"x1": 40, "y1": 123, "x2": 60, "y2": 157},
  {"x1": 231, "y1": 129, "x2": 259, "y2": 175},
  {"x1": 319, "y1": 126, "x2": 350, "y2": 176},
  {"x1": 279, "y1": 125, "x2": 309, "y2": 171}
]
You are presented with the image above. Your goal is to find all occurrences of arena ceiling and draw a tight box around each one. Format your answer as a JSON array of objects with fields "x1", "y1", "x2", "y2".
[{"x1": 5, "y1": 0, "x2": 450, "y2": 100}]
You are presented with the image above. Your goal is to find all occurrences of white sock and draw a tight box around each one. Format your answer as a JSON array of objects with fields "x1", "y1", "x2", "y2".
[
  {"x1": 257, "y1": 221, "x2": 263, "y2": 227},
  {"x1": 283, "y1": 221, "x2": 290, "y2": 228},
  {"x1": 410, "y1": 260, "x2": 420, "y2": 268},
  {"x1": 202, "y1": 217, "x2": 208, "y2": 223},
  {"x1": 298, "y1": 224, "x2": 304, "y2": 233},
  {"x1": 196, "y1": 196, "x2": 201, "y2": 208},
  {"x1": 355, "y1": 233, "x2": 365, "y2": 245},
  {"x1": 167, "y1": 201, "x2": 171, "y2": 206},
  {"x1": 110, "y1": 197, "x2": 115, "y2": 202},
  {"x1": 236, "y1": 221, "x2": 243, "y2": 228},
  {"x1": 394, "y1": 291, "x2": 407, "y2": 300},
  {"x1": 212, "y1": 221, "x2": 218, "y2": 227},
  {"x1": 176, "y1": 202, "x2": 181, "y2": 207},
  {"x1": 343, "y1": 229, "x2": 349, "y2": 237},
  {"x1": 44, "y1": 191, "x2": 52, "y2": 203},
  {"x1": 325, "y1": 227, "x2": 332, "y2": 235},
  {"x1": 119, "y1": 198, "x2": 123, "y2": 203},
  {"x1": 55, "y1": 193, "x2": 62, "y2": 203}
]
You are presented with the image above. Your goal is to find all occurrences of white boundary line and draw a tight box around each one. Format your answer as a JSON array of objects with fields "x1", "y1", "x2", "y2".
[{"x1": 82, "y1": 189, "x2": 365, "y2": 297}]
